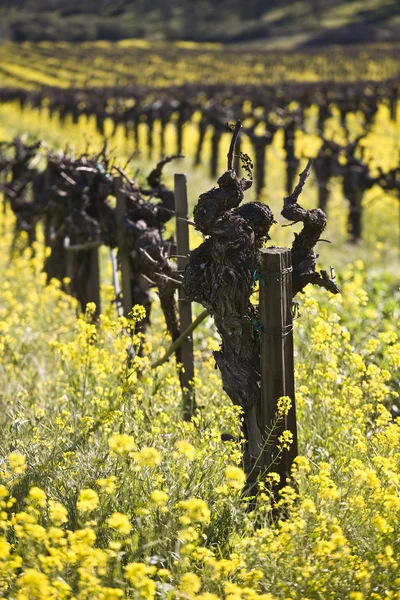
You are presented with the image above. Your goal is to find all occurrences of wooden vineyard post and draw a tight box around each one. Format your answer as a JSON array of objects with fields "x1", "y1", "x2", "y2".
[
  {"x1": 115, "y1": 176, "x2": 133, "y2": 318},
  {"x1": 110, "y1": 248, "x2": 124, "y2": 318},
  {"x1": 88, "y1": 246, "x2": 101, "y2": 318},
  {"x1": 174, "y1": 173, "x2": 196, "y2": 420},
  {"x1": 64, "y1": 236, "x2": 75, "y2": 296},
  {"x1": 64, "y1": 238, "x2": 101, "y2": 318},
  {"x1": 390, "y1": 86, "x2": 398, "y2": 122},
  {"x1": 259, "y1": 247, "x2": 298, "y2": 487}
]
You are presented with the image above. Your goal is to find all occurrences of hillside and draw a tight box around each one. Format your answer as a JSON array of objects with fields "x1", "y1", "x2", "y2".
[{"x1": 0, "y1": 0, "x2": 399, "y2": 46}]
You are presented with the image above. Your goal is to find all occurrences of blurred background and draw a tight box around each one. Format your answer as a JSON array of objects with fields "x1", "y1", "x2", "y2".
[
  {"x1": 0, "y1": 0, "x2": 399, "y2": 45},
  {"x1": 0, "y1": 0, "x2": 400, "y2": 269}
]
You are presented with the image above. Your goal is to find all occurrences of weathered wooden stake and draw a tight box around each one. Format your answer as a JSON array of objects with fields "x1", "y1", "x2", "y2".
[
  {"x1": 64, "y1": 237, "x2": 101, "y2": 317},
  {"x1": 64, "y1": 236, "x2": 74, "y2": 296},
  {"x1": 110, "y1": 248, "x2": 124, "y2": 318},
  {"x1": 259, "y1": 247, "x2": 298, "y2": 487},
  {"x1": 88, "y1": 246, "x2": 101, "y2": 318},
  {"x1": 115, "y1": 176, "x2": 133, "y2": 318},
  {"x1": 390, "y1": 86, "x2": 398, "y2": 122},
  {"x1": 174, "y1": 173, "x2": 196, "y2": 420}
]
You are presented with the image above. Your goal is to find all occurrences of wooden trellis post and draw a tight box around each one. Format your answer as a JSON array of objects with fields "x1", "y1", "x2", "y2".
[
  {"x1": 390, "y1": 86, "x2": 398, "y2": 122},
  {"x1": 88, "y1": 246, "x2": 101, "y2": 318},
  {"x1": 115, "y1": 176, "x2": 133, "y2": 318},
  {"x1": 64, "y1": 238, "x2": 101, "y2": 317},
  {"x1": 174, "y1": 173, "x2": 196, "y2": 420},
  {"x1": 64, "y1": 236, "x2": 74, "y2": 296},
  {"x1": 110, "y1": 248, "x2": 124, "y2": 318},
  {"x1": 259, "y1": 247, "x2": 298, "y2": 487}
]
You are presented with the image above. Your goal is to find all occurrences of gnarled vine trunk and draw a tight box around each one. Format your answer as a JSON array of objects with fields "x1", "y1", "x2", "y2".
[{"x1": 184, "y1": 123, "x2": 340, "y2": 487}]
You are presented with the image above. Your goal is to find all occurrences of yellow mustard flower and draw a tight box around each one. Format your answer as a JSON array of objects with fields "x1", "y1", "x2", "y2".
[
  {"x1": 8, "y1": 452, "x2": 27, "y2": 474},
  {"x1": 48, "y1": 500, "x2": 68, "y2": 526},
  {"x1": 150, "y1": 490, "x2": 168, "y2": 506},
  {"x1": 77, "y1": 489, "x2": 100, "y2": 513},
  {"x1": 125, "y1": 562, "x2": 156, "y2": 599},
  {"x1": 108, "y1": 433, "x2": 135, "y2": 454},
  {"x1": 175, "y1": 440, "x2": 196, "y2": 460},
  {"x1": 276, "y1": 396, "x2": 292, "y2": 417},
  {"x1": 277, "y1": 430, "x2": 294, "y2": 451},
  {"x1": 16, "y1": 568, "x2": 54, "y2": 599},
  {"x1": 179, "y1": 572, "x2": 201, "y2": 594},
  {"x1": 157, "y1": 568, "x2": 172, "y2": 580},
  {"x1": 225, "y1": 466, "x2": 246, "y2": 491},
  {"x1": 134, "y1": 447, "x2": 161, "y2": 468},
  {"x1": 178, "y1": 498, "x2": 211, "y2": 525},
  {"x1": 107, "y1": 512, "x2": 132, "y2": 535},
  {"x1": 98, "y1": 588, "x2": 124, "y2": 599},
  {"x1": 0, "y1": 537, "x2": 11, "y2": 559},
  {"x1": 97, "y1": 476, "x2": 117, "y2": 494},
  {"x1": 28, "y1": 487, "x2": 47, "y2": 508}
]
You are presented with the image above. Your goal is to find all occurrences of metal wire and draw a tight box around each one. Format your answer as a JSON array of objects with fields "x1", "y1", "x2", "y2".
[{"x1": 263, "y1": 323, "x2": 294, "y2": 338}]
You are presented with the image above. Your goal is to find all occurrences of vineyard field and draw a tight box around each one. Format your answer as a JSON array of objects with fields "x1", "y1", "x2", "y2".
[
  {"x1": 0, "y1": 41, "x2": 400, "y2": 89},
  {"x1": 0, "y1": 38, "x2": 400, "y2": 600}
]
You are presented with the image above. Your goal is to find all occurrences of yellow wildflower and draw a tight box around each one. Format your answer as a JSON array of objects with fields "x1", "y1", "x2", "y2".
[
  {"x1": 0, "y1": 537, "x2": 11, "y2": 559},
  {"x1": 16, "y1": 568, "x2": 54, "y2": 599},
  {"x1": 97, "y1": 476, "x2": 117, "y2": 494},
  {"x1": 366, "y1": 339, "x2": 379, "y2": 353},
  {"x1": 157, "y1": 568, "x2": 172, "y2": 580},
  {"x1": 28, "y1": 487, "x2": 47, "y2": 509},
  {"x1": 178, "y1": 498, "x2": 211, "y2": 524},
  {"x1": 8, "y1": 452, "x2": 27, "y2": 474},
  {"x1": 225, "y1": 466, "x2": 246, "y2": 490},
  {"x1": 371, "y1": 515, "x2": 394, "y2": 534},
  {"x1": 107, "y1": 512, "x2": 132, "y2": 535},
  {"x1": 125, "y1": 562, "x2": 156, "y2": 599},
  {"x1": 178, "y1": 526, "x2": 199, "y2": 543},
  {"x1": 265, "y1": 472, "x2": 281, "y2": 486},
  {"x1": 98, "y1": 588, "x2": 124, "y2": 599},
  {"x1": 108, "y1": 433, "x2": 135, "y2": 454},
  {"x1": 130, "y1": 304, "x2": 147, "y2": 322},
  {"x1": 179, "y1": 572, "x2": 201, "y2": 594},
  {"x1": 175, "y1": 440, "x2": 196, "y2": 460},
  {"x1": 77, "y1": 488, "x2": 100, "y2": 513},
  {"x1": 277, "y1": 430, "x2": 293, "y2": 450},
  {"x1": 277, "y1": 396, "x2": 292, "y2": 416},
  {"x1": 150, "y1": 490, "x2": 168, "y2": 506},
  {"x1": 48, "y1": 500, "x2": 68, "y2": 526},
  {"x1": 134, "y1": 447, "x2": 161, "y2": 468}
]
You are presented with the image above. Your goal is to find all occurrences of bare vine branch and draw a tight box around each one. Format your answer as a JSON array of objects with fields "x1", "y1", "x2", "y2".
[{"x1": 227, "y1": 120, "x2": 242, "y2": 171}]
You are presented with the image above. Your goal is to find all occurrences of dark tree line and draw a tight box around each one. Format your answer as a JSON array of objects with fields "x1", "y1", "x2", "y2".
[{"x1": 1, "y1": 0, "x2": 399, "y2": 42}]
